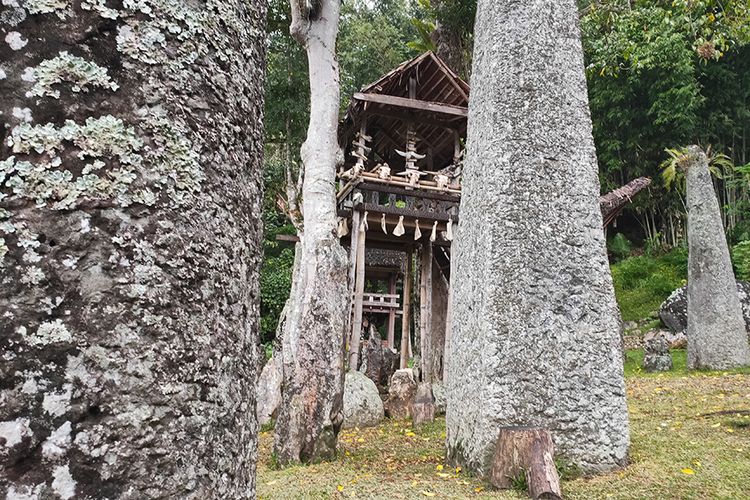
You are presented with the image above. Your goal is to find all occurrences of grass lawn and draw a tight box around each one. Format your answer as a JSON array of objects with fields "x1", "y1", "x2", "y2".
[{"x1": 258, "y1": 351, "x2": 750, "y2": 499}]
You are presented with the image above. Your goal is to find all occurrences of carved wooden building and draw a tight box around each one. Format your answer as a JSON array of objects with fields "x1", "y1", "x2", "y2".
[{"x1": 336, "y1": 52, "x2": 650, "y2": 384}]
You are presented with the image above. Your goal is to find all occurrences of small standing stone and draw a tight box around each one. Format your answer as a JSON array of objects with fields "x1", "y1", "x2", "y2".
[
  {"x1": 343, "y1": 371, "x2": 385, "y2": 429},
  {"x1": 411, "y1": 383, "x2": 436, "y2": 425},
  {"x1": 257, "y1": 356, "x2": 283, "y2": 426},
  {"x1": 384, "y1": 369, "x2": 417, "y2": 419},
  {"x1": 642, "y1": 335, "x2": 673, "y2": 372}
]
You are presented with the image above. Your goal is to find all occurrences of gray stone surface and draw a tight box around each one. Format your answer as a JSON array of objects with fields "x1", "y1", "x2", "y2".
[
  {"x1": 660, "y1": 282, "x2": 750, "y2": 338},
  {"x1": 642, "y1": 336, "x2": 673, "y2": 372},
  {"x1": 0, "y1": 2, "x2": 266, "y2": 498},
  {"x1": 343, "y1": 371, "x2": 385, "y2": 429},
  {"x1": 446, "y1": 0, "x2": 629, "y2": 476},
  {"x1": 411, "y1": 382, "x2": 436, "y2": 426},
  {"x1": 257, "y1": 356, "x2": 283, "y2": 426},
  {"x1": 432, "y1": 382, "x2": 446, "y2": 416},
  {"x1": 361, "y1": 326, "x2": 384, "y2": 388},
  {"x1": 644, "y1": 329, "x2": 687, "y2": 350},
  {"x1": 685, "y1": 146, "x2": 750, "y2": 370},
  {"x1": 384, "y1": 369, "x2": 417, "y2": 420}
]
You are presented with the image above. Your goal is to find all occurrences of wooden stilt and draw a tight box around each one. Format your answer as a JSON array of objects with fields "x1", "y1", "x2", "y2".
[
  {"x1": 400, "y1": 248, "x2": 413, "y2": 369},
  {"x1": 348, "y1": 216, "x2": 367, "y2": 370},
  {"x1": 387, "y1": 273, "x2": 397, "y2": 348},
  {"x1": 346, "y1": 210, "x2": 361, "y2": 346},
  {"x1": 419, "y1": 243, "x2": 434, "y2": 383}
]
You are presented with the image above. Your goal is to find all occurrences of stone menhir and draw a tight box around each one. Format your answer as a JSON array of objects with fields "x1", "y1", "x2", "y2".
[
  {"x1": 445, "y1": 0, "x2": 629, "y2": 476},
  {"x1": 411, "y1": 383, "x2": 436, "y2": 425},
  {"x1": 685, "y1": 146, "x2": 750, "y2": 369},
  {"x1": 642, "y1": 335, "x2": 673, "y2": 372},
  {"x1": 384, "y1": 369, "x2": 417, "y2": 419}
]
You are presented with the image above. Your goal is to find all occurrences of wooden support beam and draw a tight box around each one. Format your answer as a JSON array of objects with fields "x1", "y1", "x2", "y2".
[
  {"x1": 348, "y1": 212, "x2": 366, "y2": 370},
  {"x1": 357, "y1": 181, "x2": 461, "y2": 203},
  {"x1": 353, "y1": 92, "x2": 468, "y2": 118},
  {"x1": 387, "y1": 273, "x2": 397, "y2": 349},
  {"x1": 361, "y1": 203, "x2": 457, "y2": 224},
  {"x1": 348, "y1": 210, "x2": 361, "y2": 302},
  {"x1": 341, "y1": 171, "x2": 462, "y2": 195},
  {"x1": 419, "y1": 243, "x2": 434, "y2": 383},
  {"x1": 400, "y1": 249, "x2": 413, "y2": 369},
  {"x1": 361, "y1": 106, "x2": 465, "y2": 131}
]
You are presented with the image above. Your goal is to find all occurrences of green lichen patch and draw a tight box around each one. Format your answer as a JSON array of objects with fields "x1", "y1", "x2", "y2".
[
  {"x1": 3, "y1": 114, "x2": 203, "y2": 210},
  {"x1": 80, "y1": 0, "x2": 119, "y2": 19},
  {"x1": 28, "y1": 51, "x2": 119, "y2": 99},
  {"x1": 8, "y1": 116, "x2": 143, "y2": 163},
  {"x1": 25, "y1": 0, "x2": 70, "y2": 15}
]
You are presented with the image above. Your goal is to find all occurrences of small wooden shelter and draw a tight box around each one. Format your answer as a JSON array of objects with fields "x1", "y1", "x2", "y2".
[
  {"x1": 337, "y1": 52, "x2": 466, "y2": 382},
  {"x1": 336, "y1": 52, "x2": 651, "y2": 383}
]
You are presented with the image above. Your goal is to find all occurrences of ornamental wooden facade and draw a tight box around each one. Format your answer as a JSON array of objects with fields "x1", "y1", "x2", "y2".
[{"x1": 335, "y1": 52, "x2": 650, "y2": 382}]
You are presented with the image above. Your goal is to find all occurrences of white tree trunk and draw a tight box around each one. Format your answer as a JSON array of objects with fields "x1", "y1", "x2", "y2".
[
  {"x1": 274, "y1": 0, "x2": 349, "y2": 465},
  {"x1": 0, "y1": 2, "x2": 266, "y2": 497},
  {"x1": 445, "y1": 0, "x2": 629, "y2": 476},
  {"x1": 686, "y1": 146, "x2": 750, "y2": 369}
]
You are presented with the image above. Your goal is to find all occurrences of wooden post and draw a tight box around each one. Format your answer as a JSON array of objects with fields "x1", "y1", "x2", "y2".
[
  {"x1": 387, "y1": 273, "x2": 397, "y2": 349},
  {"x1": 348, "y1": 214, "x2": 366, "y2": 370},
  {"x1": 489, "y1": 427, "x2": 562, "y2": 500},
  {"x1": 346, "y1": 210, "x2": 361, "y2": 346},
  {"x1": 419, "y1": 242, "x2": 434, "y2": 383},
  {"x1": 400, "y1": 248, "x2": 413, "y2": 369}
]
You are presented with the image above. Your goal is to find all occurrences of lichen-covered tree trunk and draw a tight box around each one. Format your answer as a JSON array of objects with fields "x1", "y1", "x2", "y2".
[
  {"x1": 0, "y1": 2, "x2": 266, "y2": 498},
  {"x1": 445, "y1": 0, "x2": 629, "y2": 475},
  {"x1": 273, "y1": 0, "x2": 349, "y2": 465},
  {"x1": 686, "y1": 146, "x2": 750, "y2": 370},
  {"x1": 430, "y1": 0, "x2": 469, "y2": 78}
]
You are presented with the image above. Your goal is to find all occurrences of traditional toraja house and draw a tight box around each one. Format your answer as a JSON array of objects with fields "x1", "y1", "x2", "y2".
[{"x1": 335, "y1": 52, "x2": 650, "y2": 385}]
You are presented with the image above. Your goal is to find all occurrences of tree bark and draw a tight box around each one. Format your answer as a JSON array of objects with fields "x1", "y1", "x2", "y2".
[
  {"x1": 430, "y1": 0, "x2": 469, "y2": 78},
  {"x1": 0, "y1": 2, "x2": 266, "y2": 498},
  {"x1": 445, "y1": 0, "x2": 629, "y2": 476},
  {"x1": 274, "y1": 0, "x2": 349, "y2": 465},
  {"x1": 685, "y1": 146, "x2": 750, "y2": 369},
  {"x1": 489, "y1": 428, "x2": 562, "y2": 500}
]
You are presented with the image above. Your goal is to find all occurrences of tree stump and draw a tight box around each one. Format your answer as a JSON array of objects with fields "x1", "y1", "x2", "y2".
[{"x1": 489, "y1": 427, "x2": 562, "y2": 500}]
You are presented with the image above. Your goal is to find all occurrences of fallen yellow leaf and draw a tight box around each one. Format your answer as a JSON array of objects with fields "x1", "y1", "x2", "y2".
[
  {"x1": 681, "y1": 468, "x2": 695, "y2": 475},
  {"x1": 421, "y1": 491, "x2": 436, "y2": 497},
  {"x1": 474, "y1": 486, "x2": 484, "y2": 492}
]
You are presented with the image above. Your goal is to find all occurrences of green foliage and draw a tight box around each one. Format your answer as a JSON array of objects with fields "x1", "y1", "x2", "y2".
[
  {"x1": 611, "y1": 248, "x2": 688, "y2": 321},
  {"x1": 554, "y1": 457, "x2": 582, "y2": 482},
  {"x1": 608, "y1": 232, "x2": 632, "y2": 261},
  {"x1": 261, "y1": 419, "x2": 276, "y2": 433},
  {"x1": 582, "y1": 1, "x2": 750, "y2": 240},
  {"x1": 260, "y1": 246, "x2": 295, "y2": 343},
  {"x1": 660, "y1": 146, "x2": 734, "y2": 191},
  {"x1": 510, "y1": 471, "x2": 528, "y2": 493},
  {"x1": 731, "y1": 240, "x2": 750, "y2": 280}
]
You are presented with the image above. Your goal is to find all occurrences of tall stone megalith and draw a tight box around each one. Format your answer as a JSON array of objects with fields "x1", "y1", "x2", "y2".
[
  {"x1": 445, "y1": 0, "x2": 629, "y2": 475},
  {"x1": 685, "y1": 146, "x2": 750, "y2": 369}
]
